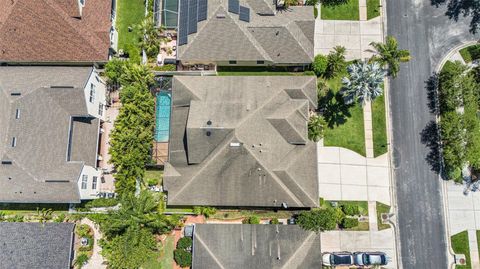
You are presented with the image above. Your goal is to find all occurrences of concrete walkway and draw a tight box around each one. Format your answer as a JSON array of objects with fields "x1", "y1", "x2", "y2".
[
  {"x1": 368, "y1": 201, "x2": 378, "y2": 231},
  {"x1": 359, "y1": 0, "x2": 367, "y2": 21},
  {"x1": 363, "y1": 101, "x2": 374, "y2": 158},
  {"x1": 468, "y1": 230, "x2": 480, "y2": 269},
  {"x1": 80, "y1": 218, "x2": 107, "y2": 269}
]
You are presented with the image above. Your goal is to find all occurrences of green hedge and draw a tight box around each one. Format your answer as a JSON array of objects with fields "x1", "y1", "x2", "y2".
[{"x1": 174, "y1": 249, "x2": 192, "y2": 268}]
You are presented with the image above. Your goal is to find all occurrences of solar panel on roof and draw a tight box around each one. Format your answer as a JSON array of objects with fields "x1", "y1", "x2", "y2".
[
  {"x1": 197, "y1": 0, "x2": 208, "y2": 21},
  {"x1": 178, "y1": 0, "x2": 188, "y2": 45},
  {"x1": 228, "y1": 0, "x2": 239, "y2": 14},
  {"x1": 239, "y1": 6, "x2": 250, "y2": 22},
  {"x1": 187, "y1": 0, "x2": 197, "y2": 34}
]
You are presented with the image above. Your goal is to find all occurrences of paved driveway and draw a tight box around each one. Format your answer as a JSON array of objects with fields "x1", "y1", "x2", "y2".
[
  {"x1": 321, "y1": 230, "x2": 397, "y2": 268},
  {"x1": 314, "y1": 18, "x2": 383, "y2": 61},
  {"x1": 317, "y1": 146, "x2": 391, "y2": 205}
]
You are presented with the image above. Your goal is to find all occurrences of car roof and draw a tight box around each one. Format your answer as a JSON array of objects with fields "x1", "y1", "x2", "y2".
[{"x1": 333, "y1": 253, "x2": 353, "y2": 264}]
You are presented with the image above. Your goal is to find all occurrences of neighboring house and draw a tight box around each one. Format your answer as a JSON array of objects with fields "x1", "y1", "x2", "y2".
[
  {"x1": 192, "y1": 224, "x2": 322, "y2": 268},
  {"x1": 0, "y1": 222, "x2": 75, "y2": 269},
  {"x1": 164, "y1": 76, "x2": 319, "y2": 208},
  {"x1": 0, "y1": 0, "x2": 115, "y2": 64},
  {"x1": 176, "y1": 0, "x2": 315, "y2": 69},
  {"x1": 0, "y1": 66, "x2": 107, "y2": 203}
]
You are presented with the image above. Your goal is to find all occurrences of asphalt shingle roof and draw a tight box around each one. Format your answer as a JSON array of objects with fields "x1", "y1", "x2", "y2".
[
  {"x1": 0, "y1": 222, "x2": 75, "y2": 269},
  {"x1": 192, "y1": 224, "x2": 322, "y2": 269},
  {"x1": 177, "y1": 0, "x2": 314, "y2": 64},
  {"x1": 0, "y1": 67, "x2": 99, "y2": 203},
  {"x1": 164, "y1": 76, "x2": 319, "y2": 208}
]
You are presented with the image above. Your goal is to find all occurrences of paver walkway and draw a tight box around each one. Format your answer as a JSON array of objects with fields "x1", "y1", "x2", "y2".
[
  {"x1": 468, "y1": 230, "x2": 480, "y2": 269},
  {"x1": 81, "y1": 218, "x2": 107, "y2": 269}
]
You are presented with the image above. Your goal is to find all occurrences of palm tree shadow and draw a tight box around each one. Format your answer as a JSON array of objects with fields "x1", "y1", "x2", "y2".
[{"x1": 318, "y1": 89, "x2": 352, "y2": 128}]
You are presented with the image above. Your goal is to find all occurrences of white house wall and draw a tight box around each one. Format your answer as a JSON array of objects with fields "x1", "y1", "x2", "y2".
[
  {"x1": 77, "y1": 165, "x2": 102, "y2": 200},
  {"x1": 83, "y1": 69, "x2": 107, "y2": 120}
]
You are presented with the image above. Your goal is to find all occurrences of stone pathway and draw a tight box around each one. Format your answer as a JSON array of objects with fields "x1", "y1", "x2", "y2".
[{"x1": 80, "y1": 218, "x2": 107, "y2": 269}]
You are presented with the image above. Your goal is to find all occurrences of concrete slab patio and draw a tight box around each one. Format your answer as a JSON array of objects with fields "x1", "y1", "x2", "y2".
[
  {"x1": 317, "y1": 146, "x2": 391, "y2": 205},
  {"x1": 314, "y1": 18, "x2": 383, "y2": 61}
]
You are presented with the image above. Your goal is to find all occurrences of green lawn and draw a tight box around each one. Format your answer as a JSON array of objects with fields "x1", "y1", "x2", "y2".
[
  {"x1": 477, "y1": 231, "x2": 480, "y2": 264},
  {"x1": 116, "y1": 0, "x2": 145, "y2": 63},
  {"x1": 322, "y1": 76, "x2": 366, "y2": 156},
  {"x1": 459, "y1": 45, "x2": 480, "y2": 63},
  {"x1": 452, "y1": 231, "x2": 471, "y2": 269},
  {"x1": 372, "y1": 94, "x2": 388, "y2": 157},
  {"x1": 143, "y1": 234, "x2": 175, "y2": 269},
  {"x1": 324, "y1": 200, "x2": 369, "y2": 231},
  {"x1": 376, "y1": 202, "x2": 391, "y2": 230},
  {"x1": 144, "y1": 169, "x2": 164, "y2": 186},
  {"x1": 366, "y1": 0, "x2": 381, "y2": 19},
  {"x1": 321, "y1": 0, "x2": 360, "y2": 20}
]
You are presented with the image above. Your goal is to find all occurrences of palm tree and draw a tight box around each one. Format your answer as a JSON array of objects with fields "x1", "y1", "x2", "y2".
[
  {"x1": 326, "y1": 46, "x2": 347, "y2": 78},
  {"x1": 136, "y1": 17, "x2": 167, "y2": 59},
  {"x1": 308, "y1": 114, "x2": 327, "y2": 142},
  {"x1": 342, "y1": 61, "x2": 386, "y2": 106},
  {"x1": 36, "y1": 208, "x2": 53, "y2": 225},
  {"x1": 370, "y1": 36, "x2": 411, "y2": 78}
]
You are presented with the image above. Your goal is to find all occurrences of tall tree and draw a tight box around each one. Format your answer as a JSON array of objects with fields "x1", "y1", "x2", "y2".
[
  {"x1": 342, "y1": 61, "x2": 386, "y2": 106},
  {"x1": 370, "y1": 36, "x2": 410, "y2": 78},
  {"x1": 326, "y1": 46, "x2": 347, "y2": 78}
]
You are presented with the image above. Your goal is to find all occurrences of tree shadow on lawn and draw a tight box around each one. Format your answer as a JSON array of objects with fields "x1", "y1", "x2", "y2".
[
  {"x1": 430, "y1": 0, "x2": 480, "y2": 34},
  {"x1": 420, "y1": 120, "x2": 443, "y2": 175},
  {"x1": 318, "y1": 89, "x2": 353, "y2": 128}
]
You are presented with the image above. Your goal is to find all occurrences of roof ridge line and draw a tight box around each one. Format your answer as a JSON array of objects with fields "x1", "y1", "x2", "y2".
[
  {"x1": 285, "y1": 21, "x2": 313, "y2": 60},
  {"x1": 168, "y1": 131, "x2": 234, "y2": 203},
  {"x1": 275, "y1": 167, "x2": 318, "y2": 206},
  {"x1": 194, "y1": 232, "x2": 226, "y2": 269},
  {"x1": 280, "y1": 232, "x2": 317, "y2": 269}
]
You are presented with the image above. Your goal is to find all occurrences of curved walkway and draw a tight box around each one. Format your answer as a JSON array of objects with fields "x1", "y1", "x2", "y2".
[{"x1": 80, "y1": 218, "x2": 107, "y2": 269}]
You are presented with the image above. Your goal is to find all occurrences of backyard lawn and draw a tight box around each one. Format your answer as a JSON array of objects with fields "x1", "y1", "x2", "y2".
[
  {"x1": 321, "y1": 0, "x2": 360, "y2": 20},
  {"x1": 376, "y1": 202, "x2": 391, "y2": 230},
  {"x1": 143, "y1": 234, "x2": 175, "y2": 269},
  {"x1": 116, "y1": 0, "x2": 145, "y2": 63},
  {"x1": 366, "y1": 0, "x2": 381, "y2": 19},
  {"x1": 321, "y1": 76, "x2": 366, "y2": 156},
  {"x1": 451, "y1": 231, "x2": 471, "y2": 269},
  {"x1": 372, "y1": 94, "x2": 388, "y2": 157}
]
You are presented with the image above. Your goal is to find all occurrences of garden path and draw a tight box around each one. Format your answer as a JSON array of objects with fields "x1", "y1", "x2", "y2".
[{"x1": 80, "y1": 218, "x2": 107, "y2": 269}]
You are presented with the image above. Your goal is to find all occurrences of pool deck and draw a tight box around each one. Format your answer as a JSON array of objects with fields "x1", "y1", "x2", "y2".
[{"x1": 152, "y1": 141, "x2": 168, "y2": 165}]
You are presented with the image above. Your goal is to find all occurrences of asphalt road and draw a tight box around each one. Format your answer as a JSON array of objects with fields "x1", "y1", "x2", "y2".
[{"x1": 386, "y1": 0, "x2": 479, "y2": 268}]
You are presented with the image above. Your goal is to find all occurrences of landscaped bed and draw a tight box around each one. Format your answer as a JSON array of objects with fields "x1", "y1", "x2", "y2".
[
  {"x1": 116, "y1": 0, "x2": 145, "y2": 63},
  {"x1": 376, "y1": 201, "x2": 391, "y2": 230},
  {"x1": 372, "y1": 94, "x2": 388, "y2": 157},
  {"x1": 451, "y1": 231, "x2": 471, "y2": 269},
  {"x1": 210, "y1": 210, "x2": 294, "y2": 221},
  {"x1": 321, "y1": 76, "x2": 366, "y2": 156},
  {"x1": 217, "y1": 66, "x2": 304, "y2": 76},
  {"x1": 321, "y1": 0, "x2": 360, "y2": 20},
  {"x1": 459, "y1": 45, "x2": 480, "y2": 63},
  {"x1": 366, "y1": 0, "x2": 381, "y2": 19},
  {"x1": 324, "y1": 200, "x2": 370, "y2": 231}
]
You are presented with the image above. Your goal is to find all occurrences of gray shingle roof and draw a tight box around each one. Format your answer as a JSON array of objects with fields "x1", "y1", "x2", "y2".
[
  {"x1": 192, "y1": 224, "x2": 322, "y2": 269},
  {"x1": 178, "y1": 0, "x2": 314, "y2": 64},
  {"x1": 164, "y1": 76, "x2": 319, "y2": 208},
  {"x1": 0, "y1": 222, "x2": 75, "y2": 269},
  {"x1": 0, "y1": 67, "x2": 99, "y2": 203}
]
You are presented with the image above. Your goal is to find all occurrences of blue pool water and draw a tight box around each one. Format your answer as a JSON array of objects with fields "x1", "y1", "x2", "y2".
[{"x1": 155, "y1": 91, "x2": 171, "y2": 142}]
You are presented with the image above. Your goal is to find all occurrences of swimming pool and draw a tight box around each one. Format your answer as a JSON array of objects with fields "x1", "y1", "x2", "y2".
[{"x1": 155, "y1": 91, "x2": 171, "y2": 142}]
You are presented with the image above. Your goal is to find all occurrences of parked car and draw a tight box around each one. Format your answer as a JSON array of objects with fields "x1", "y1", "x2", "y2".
[
  {"x1": 322, "y1": 252, "x2": 354, "y2": 266},
  {"x1": 353, "y1": 252, "x2": 388, "y2": 266}
]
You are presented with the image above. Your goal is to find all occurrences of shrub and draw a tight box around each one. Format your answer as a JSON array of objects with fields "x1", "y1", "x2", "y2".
[
  {"x1": 85, "y1": 198, "x2": 119, "y2": 209},
  {"x1": 174, "y1": 249, "x2": 192, "y2": 268},
  {"x1": 193, "y1": 206, "x2": 217, "y2": 218},
  {"x1": 312, "y1": 54, "x2": 328, "y2": 77},
  {"x1": 297, "y1": 208, "x2": 338, "y2": 232},
  {"x1": 270, "y1": 218, "x2": 280, "y2": 224},
  {"x1": 313, "y1": 6, "x2": 318, "y2": 18},
  {"x1": 341, "y1": 218, "x2": 359, "y2": 229},
  {"x1": 76, "y1": 224, "x2": 91, "y2": 238},
  {"x1": 152, "y1": 64, "x2": 177, "y2": 71},
  {"x1": 242, "y1": 216, "x2": 261, "y2": 224},
  {"x1": 177, "y1": 237, "x2": 193, "y2": 250},
  {"x1": 303, "y1": 70, "x2": 316, "y2": 76},
  {"x1": 74, "y1": 253, "x2": 89, "y2": 269},
  {"x1": 341, "y1": 204, "x2": 360, "y2": 216},
  {"x1": 104, "y1": 58, "x2": 126, "y2": 86},
  {"x1": 54, "y1": 213, "x2": 65, "y2": 223}
]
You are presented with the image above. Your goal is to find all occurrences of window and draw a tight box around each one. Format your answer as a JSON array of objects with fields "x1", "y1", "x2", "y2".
[
  {"x1": 92, "y1": 176, "x2": 97, "y2": 189},
  {"x1": 98, "y1": 103, "x2": 104, "y2": 116},
  {"x1": 257, "y1": 60, "x2": 264, "y2": 65},
  {"x1": 15, "y1": 109, "x2": 20, "y2": 119},
  {"x1": 11, "y1": 137, "x2": 16, "y2": 147},
  {"x1": 80, "y1": 0, "x2": 85, "y2": 6},
  {"x1": 81, "y1": 175, "x2": 88, "y2": 189},
  {"x1": 89, "y1": 83, "x2": 95, "y2": 103},
  {"x1": 229, "y1": 60, "x2": 237, "y2": 65}
]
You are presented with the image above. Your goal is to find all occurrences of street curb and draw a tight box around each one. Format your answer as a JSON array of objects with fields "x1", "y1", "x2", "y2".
[
  {"x1": 435, "y1": 41, "x2": 479, "y2": 269},
  {"x1": 379, "y1": 1, "x2": 402, "y2": 269}
]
